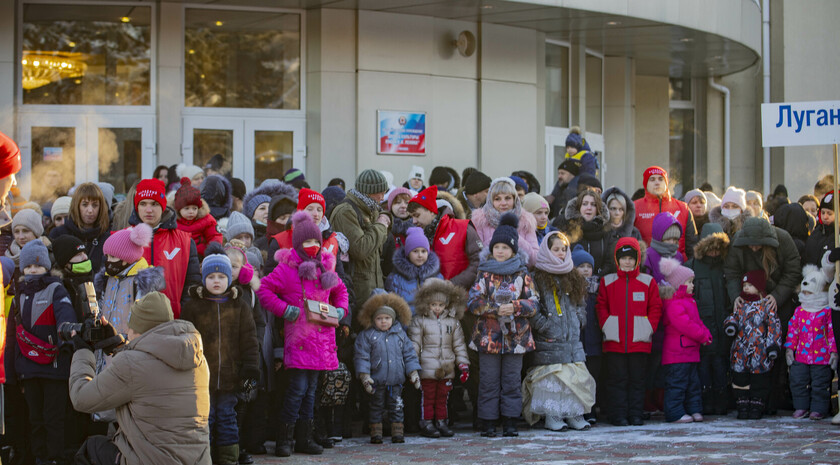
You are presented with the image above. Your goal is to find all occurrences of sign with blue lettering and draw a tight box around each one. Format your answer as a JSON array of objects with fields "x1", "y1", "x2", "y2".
[
  {"x1": 377, "y1": 111, "x2": 426, "y2": 155},
  {"x1": 762, "y1": 100, "x2": 840, "y2": 147}
]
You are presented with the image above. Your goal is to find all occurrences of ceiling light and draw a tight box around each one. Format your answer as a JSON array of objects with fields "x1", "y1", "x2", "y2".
[
  {"x1": 680, "y1": 37, "x2": 693, "y2": 43},
  {"x1": 481, "y1": 5, "x2": 494, "y2": 8},
  {"x1": 188, "y1": 49, "x2": 195, "y2": 54},
  {"x1": 606, "y1": 21, "x2": 620, "y2": 26},
  {"x1": 120, "y1": 16, "x2": 130, "y2": 23},
  {"x1": 215, "y1": 20, "x2": 223, "y2": 26}
]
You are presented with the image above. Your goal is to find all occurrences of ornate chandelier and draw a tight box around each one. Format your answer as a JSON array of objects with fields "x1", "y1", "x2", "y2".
[{"x1": 21, "y1": 51, "x2": 88, "y2": 90}]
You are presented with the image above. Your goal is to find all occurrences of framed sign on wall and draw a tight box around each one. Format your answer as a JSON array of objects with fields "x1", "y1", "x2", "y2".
[{"x1": 377, "y1": 110, "x2": 426, "y2": 155}]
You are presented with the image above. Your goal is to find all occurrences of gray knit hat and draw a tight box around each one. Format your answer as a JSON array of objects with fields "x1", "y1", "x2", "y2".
[
  {"x1": 225, "y1": 211, "x2": 254, "y2": 241},
  {"x1": 355, "y1": 169, "x2": 388, "y2": 195},
  {"x1": 20, "y1": 239, "x2": 50, "y2": 270},
  {"x1": 13, "y1": 209, "x2": 44, "y2": 237}
]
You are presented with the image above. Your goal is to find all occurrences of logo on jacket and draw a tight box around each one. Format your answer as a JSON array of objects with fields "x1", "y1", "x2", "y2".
[
  {"x1": 672, "y1": 211, "x2": 681, "y2": 220},
  {"x1": 163, "y1": 248, "x2": 181, "y2": 260},
  {"x1": 640, "y1": 213, "x2": 655, "y2": 219},
  {"x1": 439, "y1": 233, "x2": 455, "y2": 245},
  {"x1": 324, "y1": 244, "x2": 335, "y2": 253}
]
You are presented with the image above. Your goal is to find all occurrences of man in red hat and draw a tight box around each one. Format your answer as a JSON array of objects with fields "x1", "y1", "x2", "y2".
[
  {"x1": 634, "y1": 166, "x2": 697, "y2": 259},
  {"x1": 128, "y1": 178, "x2": 200, "y2": 318}
]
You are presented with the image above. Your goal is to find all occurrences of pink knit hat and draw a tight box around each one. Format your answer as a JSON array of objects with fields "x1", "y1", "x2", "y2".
[
  {"x1": 104, "y1": 223, "x2": 153, "y2": 263},
  {"x1": 659, "y1": 257, "x2": 695, "y2": 289}
]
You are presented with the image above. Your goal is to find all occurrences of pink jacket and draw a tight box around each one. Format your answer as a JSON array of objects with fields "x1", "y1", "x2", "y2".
[
  {"x1": 470, "y1": 208, "x2": 539, "y2": 267},
  {"x1": 257, "y1": 249, "x2": 349, "y2": 371},
  {"x1": 785, "y1": 307, "x2": 837, "y2": 365},
  {"x1": 661, "y1": 287, "x2": 711, "y2": 365}
]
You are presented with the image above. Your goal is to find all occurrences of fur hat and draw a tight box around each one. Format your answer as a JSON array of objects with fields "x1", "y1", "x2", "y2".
[
  {"x1": 175, "y1": 163, "x2": 203, "y2": 181},
  {"x1": 414, "y1": 278, "x2": 467, "y2": 319},
  {"x1": 409, "y1": 185, "x2": 438, "y2": 214},
  {"x1": 693, "y1": 222, "x2": 730, "y2": 260},
  {"x1": 242, "y1": 180, "x2": 296, "y2": 220},
  {"x1": 20, "y1": 239, "x2": 50, "y2": 270},
  {"x1": 659, "y1": 257, "x2": 695, "y2": 289},
  {"x1": 291, "y1": 211, "x2": 322, "y2": 259},
  {"x1": 174, "y1": 177, "x2": 201, "y2": 212},
  {"x1": 489, "y1": 213, "x2": 519, "y2": 254},
  {"x1": 104, "y1": 223, "x2": 152, "y2": 264},
  {"x1": 404, "y1": 227, "x2": 429, "y2": 254},
  {"x1": 12, "y1": 208, "x2": 43, "y2": 237},
  {"x1": 359, "y1": 292, "x2": 412, "y2": 329}
]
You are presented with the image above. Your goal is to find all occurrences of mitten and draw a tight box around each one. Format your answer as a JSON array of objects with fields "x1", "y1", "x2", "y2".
[
  {"x1": 724, "y1": 322, "x2": 737, "y2": 337},
  {"x1": 767, "y1": 344, "x2": 779, "y2": 360},
  {"x1": 360, "y1": 373, "x2": 375, "y2": 394},
  {"x1": 785, "y1": 349, "x2": 794, "y2": 367},
  {"x1": 829, "y1": 246, "x2": 840, "y2": 263},
  {"x1": 409, "y1": 370, "x2": 421, "y2": 389},
  {"x1": 831, "y1": 352, "x2": 838, "y2": 371},
  {"x1": 459, "y1": 364, "x2": 470, "y2": 383},
  {"x1": 336, "y1": 307, "x2": 345, "y2": 321},
  {"x1": 284, "y1": 305, "x2": 300, "y2": 321}
]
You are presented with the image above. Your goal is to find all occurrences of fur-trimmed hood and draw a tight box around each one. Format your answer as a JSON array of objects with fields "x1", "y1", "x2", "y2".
[
  {"x1": 601, "y1": 186, "x2": 637, "y2": 238},
  {"x1": 693, "y1": 231, "x2": 730, "y2": 260},
  {"x1": 93, "y1": 264, "x2": 165, "y2": 299},
  {"x1": 437, "y1": 190, "x2": 466, "y2": 220},
  {"x1": 242, "y1": 180, "x2": 296, "y2": 217},
  {"x1": 708, "y1": 205, "x2": 753, "y2": 237},
  {"x1": 358, "y1": 292, "x2": 412, "y2": 329},
  {"x1": 201, "y1": 174, "x2": 233, "y2": 220},
  {"x1": 559, "y1": 195, "x2": 611, "y2": 244},
  {"x1": 391, "y1": 246, "x2": 441, "y2": 281},
  {"x1": 413, "y1": 278, "x2": 466, "y2": 319},
  {"x1": 176, "y1": 198, "x2": 211, "y2": 220}
]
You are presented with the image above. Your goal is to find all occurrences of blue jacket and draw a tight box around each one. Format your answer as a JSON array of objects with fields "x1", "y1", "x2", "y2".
[
  {"x1": 6, "y1": 275, "x2": 77, "y2": 381},
  {"x1": 581, "y1": 280, "x2": 602, "y2": 356},
  {"x1": 384, "y1": 249, "x2": 443, "y2": 315},
  {"x1": 355, "y1": 324, "x2": 421, "y2": 386}
]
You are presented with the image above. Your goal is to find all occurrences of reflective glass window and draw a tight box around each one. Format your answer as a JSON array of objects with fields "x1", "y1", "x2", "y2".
[
  {"x1": 585, "y1": 55, "x2": 603, "y2": 134},
  {"x1": 545, "y1": 43, "x2": 569, "y2": 128}
]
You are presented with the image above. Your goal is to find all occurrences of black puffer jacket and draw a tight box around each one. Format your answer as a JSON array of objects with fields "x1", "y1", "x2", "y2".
[
  {"x1": 685, "y1": 223, "x2": 731, "y2": 356},
  {"x1": 49, "y1": 216, "x2": 111, "y2": 271},
  {"x1": 805, "y1": 221, "x2": 835, "y2": 267},
  {"x1": 773, "y1": 202, "x2": 810, "y2": 267}
]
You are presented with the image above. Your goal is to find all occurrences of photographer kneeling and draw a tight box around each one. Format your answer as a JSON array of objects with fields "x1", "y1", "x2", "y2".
[{"x1": 68, "y1": 292, "x2": 211, "y2": 465}]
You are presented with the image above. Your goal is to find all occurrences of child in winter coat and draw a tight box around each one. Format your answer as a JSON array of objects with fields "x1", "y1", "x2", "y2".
[
  {"x1": 5, "y1": 239, "x2": 76, "y2": 464},
  {"x1": 723, "y1": 269, "x2": 782, "y2": 420},
  {"x1": 785, "y1": 264, "x2": 837, "y2": 420},
  {"x1": 180, "y1": 252, "x2": 260, "y2": 465},
  {"x1": 385, "y1": 227, "x2": 444, "y2": 314},
  {"x1": 574, "y1": 245, "x2": 602, "y2": 424},
  {"x1": 468, "y1": 213, "x2": 538, "y2": 437},
  {"x1": 596, "y1": 237, "x2": 662, "y2": 426},
  {"x1": 658, "y1": 258, "x2": 712, "y2": 423},
  {"x1": 175, "y1": 177, "x2": 223, "y2": 258},
  {"x1": 257, "y1": 212, "x2": 349, "y2": 456},
  {"x1": 354, "y1": 292, "x2": 422, "y2": 444},
  {"x1": 522, "y1": 192, "x2": 557, "y2": 245},
  {"x1": 523, "y1": 231, "x2": 595, "y2": 431},
  {"x1": 644, "y1": 212, "x2": 685, "y2": 284},
  {"x1": 407, "y1": 278, "x2": 469, "y2": 438},
  {"x1": 6, "y1": 208, "x2": 51, "y2": 269}
]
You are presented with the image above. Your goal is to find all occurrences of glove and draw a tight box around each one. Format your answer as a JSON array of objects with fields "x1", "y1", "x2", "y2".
[
  {"x1": 459, "y1": 364, "x2": 470, "y2": 383},
  {"x1": 71, "y1": 333, "x2": 92, "y2": 352},
  {"x1": 828, "y1": 246, "x2": 840, "y2": 263},
  {"x1": 724, "y1": 322, "x2": 737, "y2": 337},
  {"x1": 786, "y1": 349, "x2": 795, "y2": 367},
  {"x1": 831, "y1": 352, "x2": 838, "y2": 371},
  {"x1": 239, "y1": 378, "x2": 258, "y2": 402},
  {"x1": 409, "y1": 370, "x2": 421, "y2": 390},
  {"x1": 284, "y1": 305, "x2": 300, "y2": 321},
  {"x1": 336, "y1": 307, "x2": 345, "y2": 321},
  {"x1": 360, "y1": 373, "x2": 374, "y2": 394},
  {"x1": 92, "y1": 319, "x2": 125, "y2": 355}
]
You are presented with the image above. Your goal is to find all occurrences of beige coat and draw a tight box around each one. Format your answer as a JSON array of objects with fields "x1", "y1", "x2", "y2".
[
  {"x1": 69, "y1": 320, "x2": 211, "y2": 465},
  {"x1": 407, "y1": 278, "x2": 469, "y2": 380}
]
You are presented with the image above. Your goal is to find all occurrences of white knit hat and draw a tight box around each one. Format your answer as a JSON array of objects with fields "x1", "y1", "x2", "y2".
[{"x1": 721, "y1": 186, "x2": 747, "y2": 211}]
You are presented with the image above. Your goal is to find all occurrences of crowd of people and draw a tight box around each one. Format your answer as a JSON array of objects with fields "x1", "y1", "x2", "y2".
[{"x1": 0, "y1": 128, "x2": 838, "y2": 465}]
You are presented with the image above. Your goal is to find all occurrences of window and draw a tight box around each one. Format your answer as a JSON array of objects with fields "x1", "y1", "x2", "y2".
[
  {"x1": 184, "y1": 9, "x2": 301, "y2": 109},
  {"x1": 669, "y1": 78, "x2": 695, "y2": 198},
  {"x1": 22, "y1": 4, "x2": 152, "y2": 105},
  {"x1": 585, "y1": 54, "x2": 603, "y2": 134},
  {"x1": 545, "y1": 43, "x2": 569, "y2": 128}
]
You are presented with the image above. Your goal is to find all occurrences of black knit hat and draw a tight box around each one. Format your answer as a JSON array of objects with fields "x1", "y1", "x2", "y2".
[
  {"x1": 231, "y1": 178, "x2": 246, "y2": 200},
  {"x1": 820, "y1": 191, "x2": 835, "y2": 212},
  {"x1": 463, "y1": 171, "x2": 492, "y2": 195},
  {"x1": 53, "y1": 234, "x2": 86, "y2": 269},
  {"x1": 429, "y1": 167, "x2": 456, "y2": 190},
  {"x1": 355, "y1": 169, "x2": 388, "y2": 195},
  {"x1": 577, "y1": 173, "x2": 602, "y2": 192},
  {"x1": 558, "y1": 158, "x2": 582, "y2": 176},
  {"x1": 269, "y1": 194, "x2": 297, "y2": 222},
  {"x1": 489, "y1": 213, "x2": 519, "y2": 254}
]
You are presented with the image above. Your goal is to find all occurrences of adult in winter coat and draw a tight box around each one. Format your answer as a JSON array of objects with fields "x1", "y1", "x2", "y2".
[
  {"x1": 602, "y1": 186, "x2": 642, "y2": 243},
  {"x1": 805, "y1": 191, "x2": 835, "y2": 267},
  {"x1": 555, "y1": 189, "x2": 615, "y2": 277},
  {"x1": 129, "y1": 179, "x2": 201, "y2": 318},
  {"x1": 633, "y1": 166, "x2": 697, "y2": 260},
  {"x1": 330, "y1": 170, "x2": 391, "y2": 306},
  {"x1": 708, "y1": 186, "x2": 752, "y2": 240},
  {"x1": 48, "y1": 182, "x2": 111, "y2": 271},
  {"x1": 69, "y1": 293, "x2": 212, "y2": 465},
  {"x1": 683, "y1": 189, "x2": 709, "y2": 233},
  {"x1": 381, "y1": 187, "x2": 415, "y2": 277},
  {"x1": 469, "y1": 177, "x2": 540, "y2": 267},
  {"x1": 685, "y1": 223, "x2": 731, "y2": 415},
  {"x1": 772, "y1": 202, "x2": 810, "y2": 268}
]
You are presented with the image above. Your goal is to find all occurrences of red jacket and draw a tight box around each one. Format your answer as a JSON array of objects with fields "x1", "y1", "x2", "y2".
[
  {"x1": 430, "y1": 215, "x2": 481, "y2": 290},
  {"x1": 596, "y1": 237, "x2": 663, "y2": 354},
  {"x1": 634, "y1": 191, "x2": 692, "y2": 257},
  {"x1": 176, "y1": 203, "x2": 222, "y2": 258}
]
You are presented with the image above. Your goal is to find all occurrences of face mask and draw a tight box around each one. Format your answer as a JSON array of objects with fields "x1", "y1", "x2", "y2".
[
  {"x1": 303, "y1": 245, "x2": 320, "y2": 258},
  {"x1": 105, "y1": 260, "x2": 129, "y2": 277},
  {"x1": 238, "y1": 263, "x2": 254, "y2": 284},
  {"x1": 70, "y1": 260, "x2": 92, "y2": 275},
  {"x1": 721, "y1": 207, "x2": 741, "y2": 220}
]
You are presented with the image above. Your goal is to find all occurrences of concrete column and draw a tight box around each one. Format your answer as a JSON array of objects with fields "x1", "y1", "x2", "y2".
[
  {"x1": 157, "y1": 2, "x2": 184, "y2": 166},
  {"x1": 603, "y1": 56, "x2": 635, "y2": 192},
  {"x1": 0, "y1": 0, "x2": 16, "y2": 135}
]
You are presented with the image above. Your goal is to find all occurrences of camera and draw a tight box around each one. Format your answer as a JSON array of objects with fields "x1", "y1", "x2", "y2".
[{"x1": 58, "y1": 282, "x2": 106, "y2": 344}]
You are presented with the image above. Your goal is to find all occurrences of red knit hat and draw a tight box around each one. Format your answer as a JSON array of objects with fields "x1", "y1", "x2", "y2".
[
  {"x1": 297, "y1": 188, "x2": 325, "y2": 212},
  {"x1": 742, "y1": 269, "x2": 767, "y2": 296},
  {"x1": 174, "y1": 177, "x2": 201, "y2": 211},
  {"x1": 643, "y1": 166, "x2": 668, "y2": 190},
  {"x1": 0, "y1": 132, "x2": 22, "y2": 179},
  {"x1": 409, "y1": 185, "x2": 438, "y2": 214},
  {"x1": 134, "y1": 178, "x2": 167, "y2": 211}
]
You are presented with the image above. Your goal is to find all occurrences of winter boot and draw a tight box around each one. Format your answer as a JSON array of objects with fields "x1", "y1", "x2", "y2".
[
  {"x1": 369, "y1": 423, "x2": 383, "y2": 444},
  {"x1": 435, "y1": 419, "x2": 454, "y2": 437},
  {"x1": 565, "y1": 415, "x2": 591, "y2": 431},
  {"x1": 736, "y1": 398, "x2": 750, "y2": 420},
  {"x1": 391, "y1": 423, "x2": 405, "y2": 443},
  {"x1": 313, "y1": 414, "x2": 334, "y2": 449},
  {"x1": 502, "y1": 416, "x2": 519, "y2": 437},
  {"x1": 294, "y1": 419, "x2": 324, "y2": 455},
  {"x1": 274, "y1": 423, "x2": 294, "y2": 457},
  {"x1": 238, "y1": 449, "x2": 254, "y2": 464},
  {"x1": 480, "y1": 419, "x2": 497, "y2": 437},
  {"x1": 748, "y1": 398, "x2": 764, "y2": 420},
  {"x1": 216, "y1": 444, "x2": 239, "y2": 465},
  {"x1": 544, "y1": 415, "x2": 567, "y2": 431},
  {"x1": 419, "y1": 420, "x2": 440, "y2": 438}
]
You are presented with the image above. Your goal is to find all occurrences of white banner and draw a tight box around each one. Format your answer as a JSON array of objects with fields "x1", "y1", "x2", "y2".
[{"x1": 761, "y1": 100, "x2": 840, "y2": 147}]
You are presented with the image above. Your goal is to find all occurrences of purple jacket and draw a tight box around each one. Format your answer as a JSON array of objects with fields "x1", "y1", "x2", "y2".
[
  {"x1": 662, "y1": 287, "x2": 711, "y2": 365},
  {"x1": 257, "y1": 248, "x2": 349, "y2": 371},
  {"x1": 644, "y1": 212, "x2": 685, "y2": 285}
]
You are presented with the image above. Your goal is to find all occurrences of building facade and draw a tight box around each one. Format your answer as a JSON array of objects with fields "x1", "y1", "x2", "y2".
[{"x1": 1, "y1": 0, "x2": 836, "y2": 202}]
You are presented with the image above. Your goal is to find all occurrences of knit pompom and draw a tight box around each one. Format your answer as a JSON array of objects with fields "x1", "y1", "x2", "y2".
[
  {"x1": 320, "y1": 270, "x2": 339, "y2": 290},
  {"x1": 658, "y1": 257, "x2": 681, "y2": 277},
  {"x1": 180, "y1": 177, "x2": 191, "y2": 187},
  {"x1": 499, "y1": 212, "x2": 519, "y2": 229},
  {"x1": 298, "y1": 260, "x2": 318, "y2": 281},
  {"x1": 129, "y1": 223, "x2": 153, "y2": 248},
  {"x1": 291, "y1": 210, "x2": 310, "y2": 227}
]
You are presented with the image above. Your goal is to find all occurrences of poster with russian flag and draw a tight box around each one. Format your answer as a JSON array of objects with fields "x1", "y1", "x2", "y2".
[{"x1": 377, "y1": 110, "x2": 426, "y2": 155}]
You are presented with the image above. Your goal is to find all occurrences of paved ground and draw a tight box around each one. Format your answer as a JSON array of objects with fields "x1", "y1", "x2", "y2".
[{"x1": 252, "y1": 413, "x2": 840, "y2": 464}]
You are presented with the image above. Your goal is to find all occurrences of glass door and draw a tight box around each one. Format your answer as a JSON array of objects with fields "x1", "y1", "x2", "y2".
[
  {"x1": 88, "y1": 116, "x2": 155, "y2": 199},
  {"x1": 182, "y1": 116, "x2": 243, "y2": 178},
  {"x1": 545, "y1": 127, "x2": 569, "y2": 195}
]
